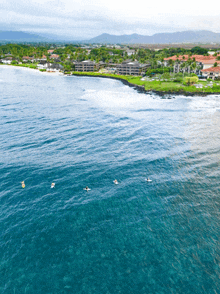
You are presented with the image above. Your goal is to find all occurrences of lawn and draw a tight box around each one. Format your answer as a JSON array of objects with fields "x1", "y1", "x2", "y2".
[{"x1": 66, "y1": 71, "x2": 220, "y2": 94}]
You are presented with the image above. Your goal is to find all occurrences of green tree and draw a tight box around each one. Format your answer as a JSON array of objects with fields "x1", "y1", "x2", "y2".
[
  {"x1": 183, "y1": 76, "x2": 198, "y2": 86},
  {"x1": 161, "y1": 72, "x2": 171, "y2": 79}
]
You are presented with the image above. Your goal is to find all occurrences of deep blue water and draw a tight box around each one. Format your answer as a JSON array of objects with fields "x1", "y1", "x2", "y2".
[{"x1": 0, "y1": 66, "x2": 220, "y2": 294}]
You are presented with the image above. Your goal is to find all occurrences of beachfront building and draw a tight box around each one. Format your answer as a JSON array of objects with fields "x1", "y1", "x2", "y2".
[
  {"x1": 2, "y1": 57, "x2": 13, "y2": 64},
  {"x1": 47, "y1": 63, "x2": 64, "y2": 72},
  {"x1": 37, "y1": 62, "x2": 63, "y2": 72},
  {"x1": 22, "y1": 56, "x2": 35, "y2": 63},
  {"x1": 74, "y1": 60, "x2": 99, "y2": 72},
  {"x1": 201, "y1": 67, "x2": 220, "y2": 79},
  {"x1": 164, "y1": 54, "x2": 220, "y2": 73},
  {"x1": 37, "y1": 61, "x2": 47, "y2": 69},
  {"x1": 172, "y1": 61, "x2": 203, "y2": 75},
  {"x1": 116, "y1": 61, "x2": 149, "y2": 75}
]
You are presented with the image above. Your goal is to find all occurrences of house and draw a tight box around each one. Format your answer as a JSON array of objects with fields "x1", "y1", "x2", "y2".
[
  {"x1": 116, "y1": 61, "x2": 149, "y2": 75},
  {"x1": 201, "y1": 66, "x2": 220, "y2": 79},
  {"x1": 74, "y1": 60, "x2": 99, "y2": 72},
  {"x1": 50, "y1": 54, "x2": 59, "y2": 59},
  {"x1": 22, "y1": 56, "x2": 35, "y2": 63},
  {"x1": 47, "y1": 50, "x2": 54, "y2": 54},
  {"x1": 37, "y1": 62, "x2": 63, "y2": 72},
  {"x1": 47, "y1": 63, "x2": 63, "y2": 72},
  {"x1": 201, "y1": 60, "x2": 220, "y2": 69},
  {"x1": 124, "y1": 49, "x2": 135, "y2": 56},
  {"x1": 37, "y1": 55, "x2": 47, "y2": 61},
  {"x1": 2, "y1": 57, "x2": 13, "y2": 64},
  {"x1": 37, "y1": 61, "x2": 47, "y2": 69}
]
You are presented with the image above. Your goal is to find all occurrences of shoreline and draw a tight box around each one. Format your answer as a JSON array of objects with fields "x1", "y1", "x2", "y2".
[
  {"x1": 0, "y1": 64, "x2": 64, "y2": 76},
  {"x1": 71, "y1": 73, "x2": 220, "y2": 97},
  {"x1": 1, "y1": 64, "x2": 220, "y2": 97}
]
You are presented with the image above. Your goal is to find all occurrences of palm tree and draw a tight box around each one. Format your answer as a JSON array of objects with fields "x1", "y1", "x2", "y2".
[{"x1": 191, "y1": 62, "x2": 197, "y2": 74}]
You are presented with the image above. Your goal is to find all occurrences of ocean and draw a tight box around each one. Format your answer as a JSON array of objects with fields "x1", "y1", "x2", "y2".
[{"x1": 0, "y1": 66, "x2": 220, "y2": 293}]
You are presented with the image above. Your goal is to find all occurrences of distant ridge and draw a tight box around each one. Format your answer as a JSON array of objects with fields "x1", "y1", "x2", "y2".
[
  {"x1": 1, "y1": 30, "x2": 220, "y2": 44},
  {"x1": 0, "y1": 31, "x2": 50, "y2": 42},
  {"x1": 88, "y1": 31, "x2": 220, "y2": 44}
]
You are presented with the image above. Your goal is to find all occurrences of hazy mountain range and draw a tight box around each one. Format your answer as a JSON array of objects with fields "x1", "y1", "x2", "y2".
[
  {"x1": 0, "y1": 31, "x2": 48, "y2": 42},
  {"x1": 89, "y1": 31, "x2": 220, "y2": 44},
  {"x1": 1, "y1": 30, "x2": 220, "y2": 44}
]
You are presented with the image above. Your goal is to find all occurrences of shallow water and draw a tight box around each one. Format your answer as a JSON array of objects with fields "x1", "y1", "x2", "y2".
[{"x1": 0, "y1": 66, "x2": 220, "y2": 293}]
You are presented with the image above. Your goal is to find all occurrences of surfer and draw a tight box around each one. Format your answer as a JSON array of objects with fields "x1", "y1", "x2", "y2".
[
  {"x1": 21, "y1": 181, "x2": 25, "y2": 188},
  {"x1": 146, "y1": 178, "x2": 152, "y2": 182},
  {"x1": 84, "y1": 186, "x2": 90, "y2": 191},
  {"x1": 51, "y1": 183, "x2": 55, "y2": 188},
  {"x1": 113, "y1": 179, "x2": 118, "y2": 185}
]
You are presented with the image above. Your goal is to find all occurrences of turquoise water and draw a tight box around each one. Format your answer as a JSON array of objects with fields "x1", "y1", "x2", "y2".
[{"x1": 0, "y1": 66, "x2": 220, "y2": 293}]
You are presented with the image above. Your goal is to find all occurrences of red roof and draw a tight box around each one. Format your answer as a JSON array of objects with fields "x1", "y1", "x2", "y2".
[
  {"x1": 202, "y1": 60, "x2": 220, "y2": 64},
  {"x1": 201, "y1": 66, "x2": 220, "y2": 72},
  {"x1": 22, "y1": 56, "x2": 33, "y2": 59},
  {"x1": 164, "y1": 54, "x2": 218, "y2": 64},
  {"x1": 47, "y1": 50, "x2": 54, "y2": 53},
  {"x1": 50, "y1": 54, "x2": 59, "y2": 59}
]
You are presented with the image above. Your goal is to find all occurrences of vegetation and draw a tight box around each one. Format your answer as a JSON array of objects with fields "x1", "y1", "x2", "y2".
[
  {"x1": 183, "y1": 76, "x2": 199, "y2": 86},
  {"x1": 71, "y1": 71, "x2": 220, "y2": 94},
  {"x1": 1, "y1": 43, "x2": 220, "y2": 95}
]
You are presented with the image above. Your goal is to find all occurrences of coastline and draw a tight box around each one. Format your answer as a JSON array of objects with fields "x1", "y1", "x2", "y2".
[
  {"x1": 71, "y1": 72, "x2": 220, "y2": 97},
  {"x1": 1, "y1": 64, "x2": 220, "y2": 97},
  {"x1": 0, "y1": 64, "x2": 64, "y2": 76}
]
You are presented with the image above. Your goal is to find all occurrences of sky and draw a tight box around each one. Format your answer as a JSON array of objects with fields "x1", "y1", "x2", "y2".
[{"x1": 1, "y1": 0, "x2": 220, "y2": 40}]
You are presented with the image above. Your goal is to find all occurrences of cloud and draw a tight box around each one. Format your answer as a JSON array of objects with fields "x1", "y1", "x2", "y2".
[{"x1": 1, "y1": 0, "x2": 220, "y2": 39}]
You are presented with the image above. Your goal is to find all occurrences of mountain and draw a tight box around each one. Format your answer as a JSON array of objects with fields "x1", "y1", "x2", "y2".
[
  {"x1": 2, "y1": 30, "x2": 220, "y2": 44},
  {"x1": 0, "y1": 31, "x2": 50, "y2": 42},
  {"x1": 88, "y1": 31, "x2": 220, "y2": 44},
  {"x1": 0, "y1": 31, "x2": 85, "y2": 43}
]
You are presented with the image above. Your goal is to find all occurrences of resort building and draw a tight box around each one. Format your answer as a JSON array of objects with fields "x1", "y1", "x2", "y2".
[
  {"x1": 164, "y1": 54, "x2": 220, "y2": 70},
  {"x1": 74, "y1": 60, "x2": 99, "y2": 72},
  {"x1": 116, "y1": 61, "x2": 149, "y2": 75},
  {"x1": 37, "y1": 62, "x2": 63, "y2": 72},
  {"x1": 201, "y1": 67, "x2": 220, "y2": 79}
]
